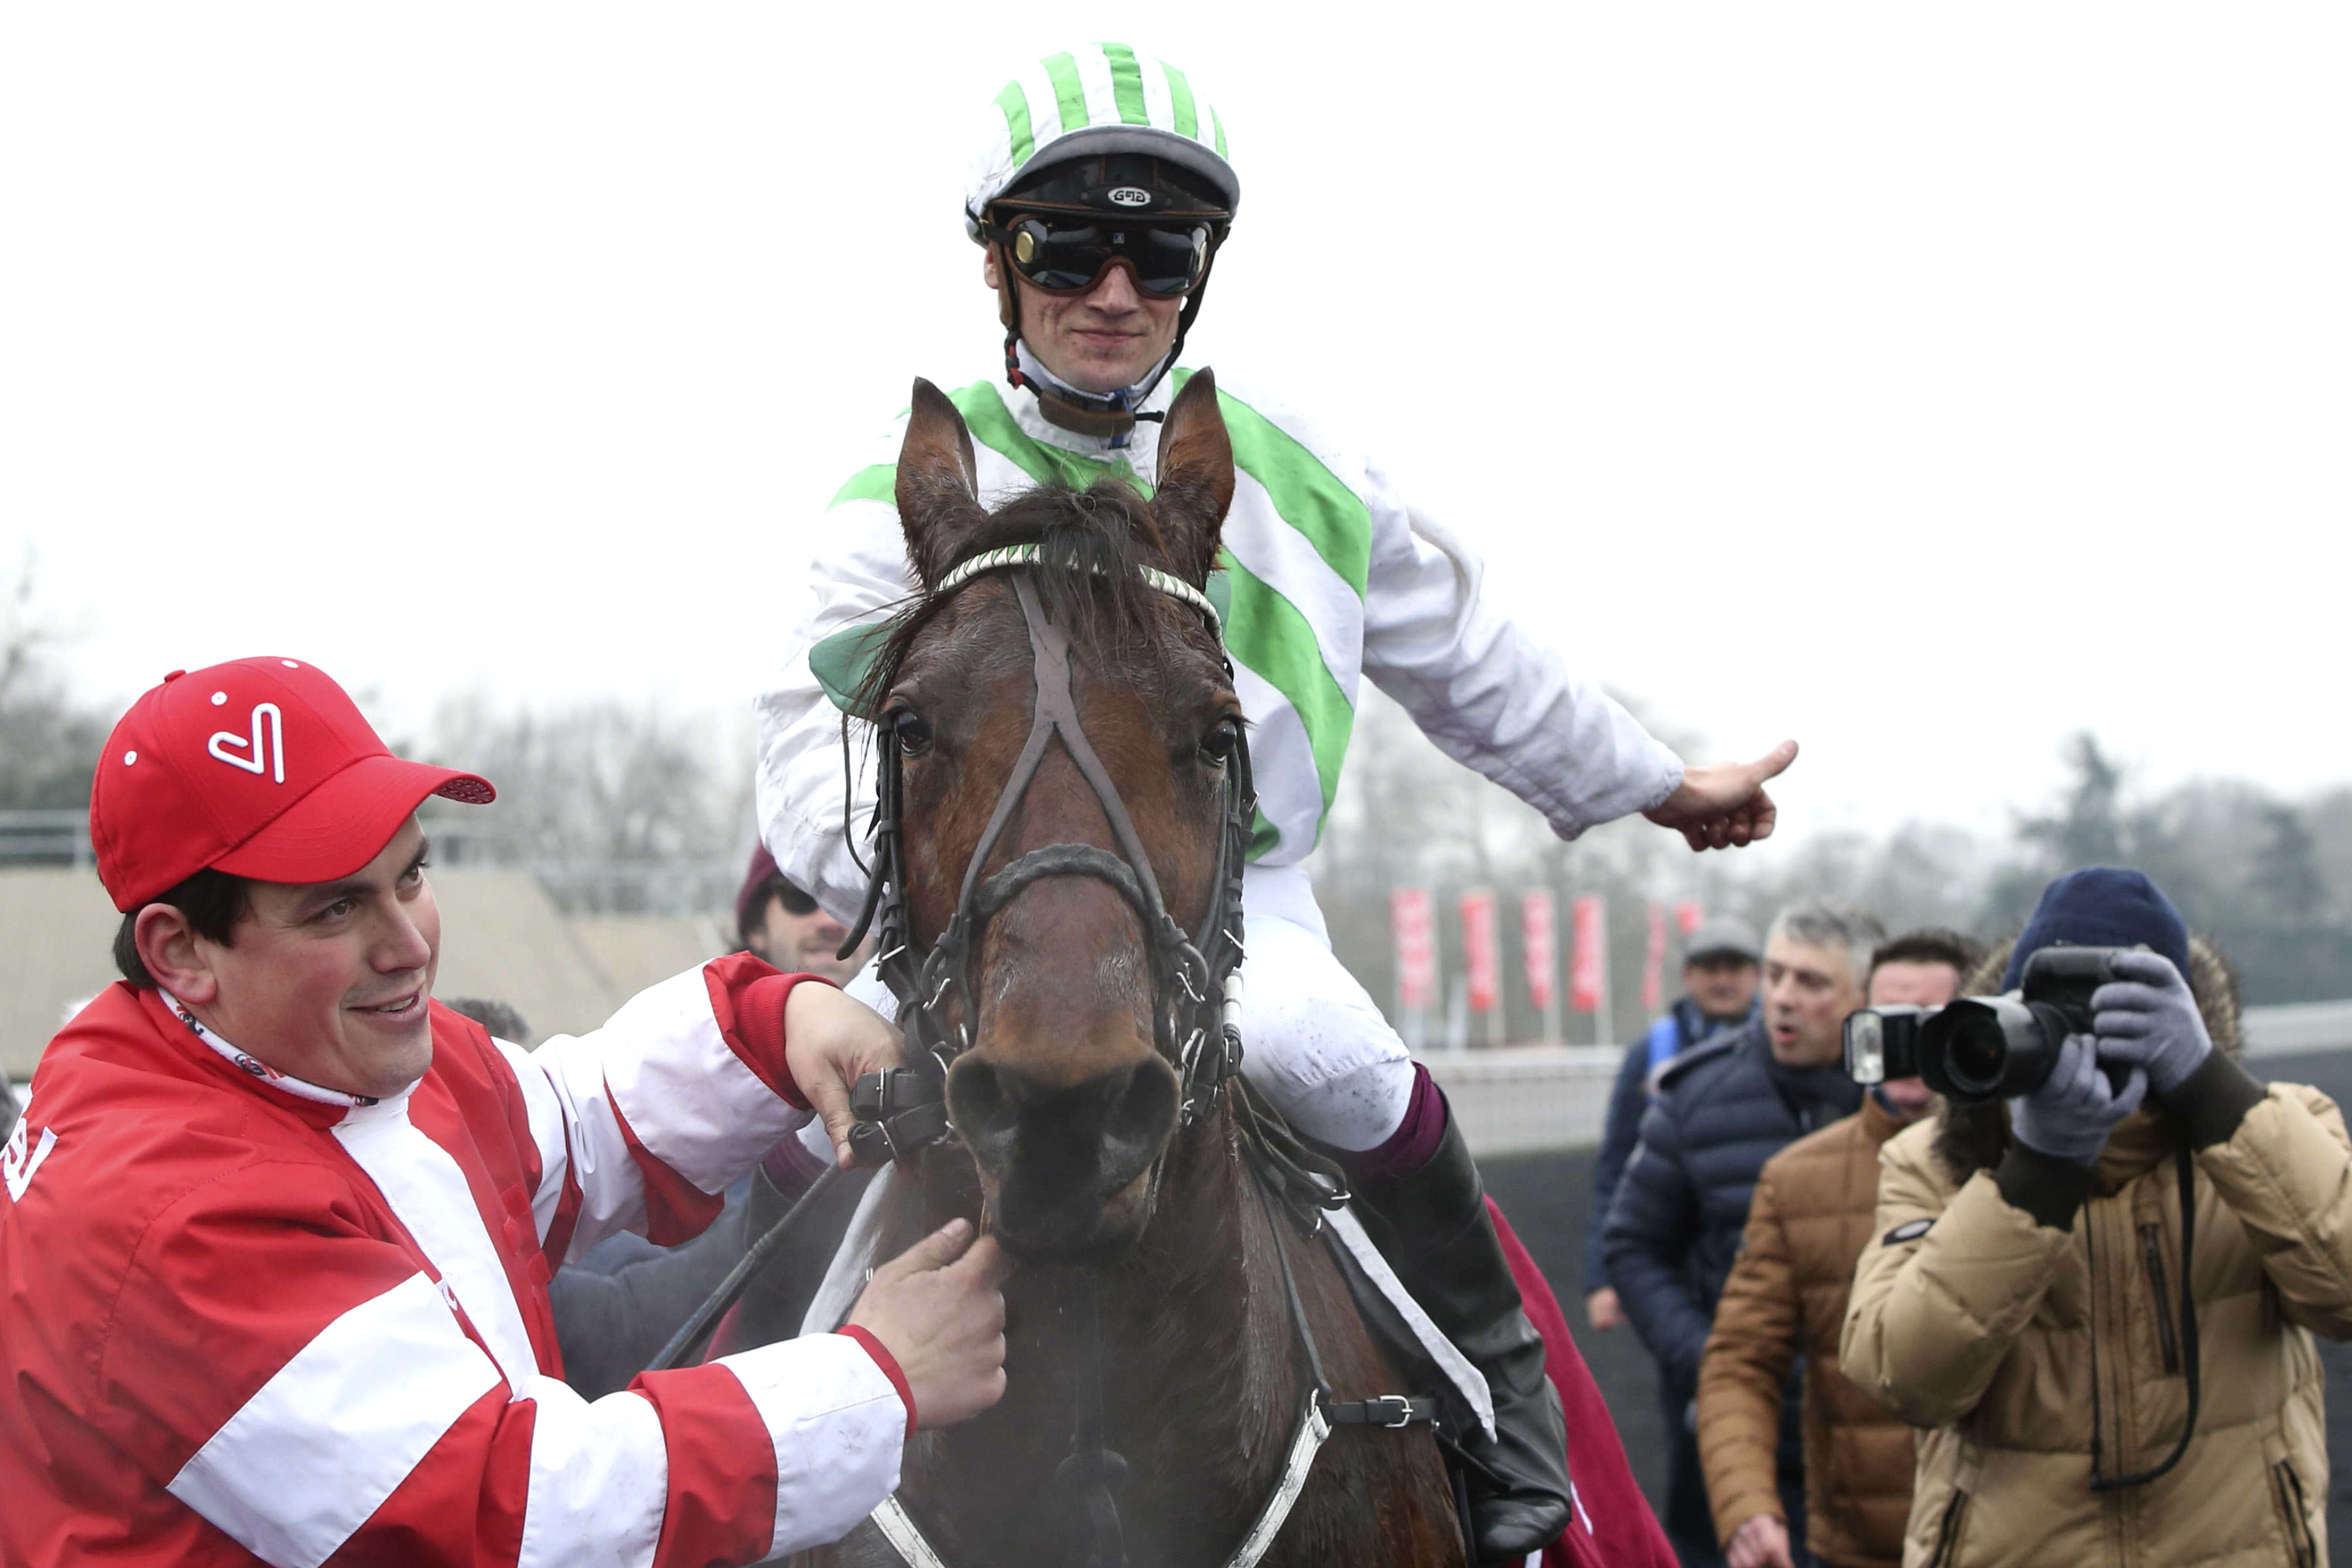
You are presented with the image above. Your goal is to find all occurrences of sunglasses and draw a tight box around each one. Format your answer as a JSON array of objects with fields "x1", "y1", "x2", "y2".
[{"x1": 986, "y1": 217, "x2": 1213, "y2": 299}]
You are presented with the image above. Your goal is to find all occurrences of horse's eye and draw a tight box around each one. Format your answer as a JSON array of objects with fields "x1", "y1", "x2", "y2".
[
  {"x1": 892, "y1": 710, "x2": 934, "y2": 757},
  {"x1": 1199, "y1": 718, "x2": 1240, "y2": 767}
]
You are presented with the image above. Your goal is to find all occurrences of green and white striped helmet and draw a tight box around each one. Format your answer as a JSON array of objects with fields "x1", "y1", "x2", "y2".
[{"x1": 965, "y1": 44, "x2": 1240, "y2": 241}]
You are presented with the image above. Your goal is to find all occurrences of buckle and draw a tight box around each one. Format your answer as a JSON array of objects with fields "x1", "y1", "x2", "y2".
[{"x1": 1367, "y1": 1395, "x2": 1415, "y2": 1428}]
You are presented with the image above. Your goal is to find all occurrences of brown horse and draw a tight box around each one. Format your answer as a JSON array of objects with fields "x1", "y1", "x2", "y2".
[{"x1": 794, "y1": 372, "x2": 1464, "y2": 1568}]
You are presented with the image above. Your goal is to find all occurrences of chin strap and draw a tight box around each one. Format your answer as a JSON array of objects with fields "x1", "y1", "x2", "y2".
[{"x1": 995, "y1": 251, "x2": 1212, "y2": 448}]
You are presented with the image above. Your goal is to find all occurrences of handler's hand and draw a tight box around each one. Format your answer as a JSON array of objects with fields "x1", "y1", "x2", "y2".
[
  {"x1": 847, "y1": 1219, "x2": 1015, "y2": 1430},
  {"x1": 1585, "y1": 1286, "x2": 1625, "y2": 1333},
  {"x1": 782, "y1": 980, "x2": 904, "y2": 1169},
  {"x1": 1726, "y1": 1513, "x2": 1795, "y2": 1568},
  {"x1": 1643, "y1": 741, "x2": 1799, "y2": 852}
]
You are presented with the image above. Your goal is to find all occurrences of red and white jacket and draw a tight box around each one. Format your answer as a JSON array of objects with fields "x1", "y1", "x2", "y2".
[{"x1": 0, "y1": 956, "x2": 911, "y2": 1568}]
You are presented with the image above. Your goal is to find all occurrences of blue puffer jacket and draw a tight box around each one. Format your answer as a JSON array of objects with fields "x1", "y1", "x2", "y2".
[
  {"x1": 1600, "y1": 1016, "x2": 1862, "y2": 1394},
  {"x1": 1581, "y1": 996, "x2": 1757, "y2": 1292}
]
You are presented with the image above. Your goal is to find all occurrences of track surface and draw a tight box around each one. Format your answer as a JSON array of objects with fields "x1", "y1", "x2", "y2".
[{"x1": 1482, "y1": 1047, "x2": 2352, "y2": 1553}]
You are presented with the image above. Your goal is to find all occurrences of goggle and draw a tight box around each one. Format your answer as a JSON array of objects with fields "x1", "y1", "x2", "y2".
[{"x1": 984, "y1": 217, "x2": 1214, "y2": 299}]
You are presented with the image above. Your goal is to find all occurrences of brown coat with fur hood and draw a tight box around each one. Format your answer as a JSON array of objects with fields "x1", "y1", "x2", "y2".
[
  {"x1": 1699, "y1": 1093, "x2": 1918, "y2": 1567},
  {"x1": 1840, "y1": 937, "x2": 2352, "y2": 1568}
]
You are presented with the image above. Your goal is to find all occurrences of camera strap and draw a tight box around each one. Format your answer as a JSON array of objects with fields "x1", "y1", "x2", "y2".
[{"x1": 2087, "y1": 1145, "x2": 2200, "y2": 1491}]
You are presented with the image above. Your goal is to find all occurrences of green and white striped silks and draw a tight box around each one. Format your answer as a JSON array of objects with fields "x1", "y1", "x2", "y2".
[{"x1": 963, "y1": 43, "x2": 1240, "y2": 238}]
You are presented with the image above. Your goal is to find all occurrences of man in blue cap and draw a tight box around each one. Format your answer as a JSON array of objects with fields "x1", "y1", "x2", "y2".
[{"x1": 1842, "y1": 867, "x2": 2352, "y2": 1568}]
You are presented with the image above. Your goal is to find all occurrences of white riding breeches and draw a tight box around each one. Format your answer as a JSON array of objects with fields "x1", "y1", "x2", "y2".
[{"x1": 833, "y1": 861, "x2": 1414, "y2": 1155}]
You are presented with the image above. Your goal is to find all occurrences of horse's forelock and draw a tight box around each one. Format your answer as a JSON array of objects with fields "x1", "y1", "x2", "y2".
[{"x1": 862, "y1": 479, "x2": 1199, "y2": 713}]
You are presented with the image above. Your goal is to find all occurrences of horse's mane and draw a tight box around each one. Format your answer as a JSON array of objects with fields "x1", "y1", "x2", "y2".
[{"x1": 857, "y1": 478, "x2": 1197, "y2": 715}]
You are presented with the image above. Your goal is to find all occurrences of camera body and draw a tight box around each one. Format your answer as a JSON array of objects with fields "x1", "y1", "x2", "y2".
[{"x1": 1842, "y1": 945, "x2": 2128, "y2": 1104}]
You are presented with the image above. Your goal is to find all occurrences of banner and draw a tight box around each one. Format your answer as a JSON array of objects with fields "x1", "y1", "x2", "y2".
[
  {"x1": 1521, "y1": 889, "x2": 1557, "y2": 1013},
  {"x1": 1674, "y1": 900, "x2": 1705, "y2": 938},
  {"x1": 1642, "y1": 902, "x2": 1668, "y2": 1013},
  {"x1": 1569, "y1": 893, "x2": 1607, "y2": 1012},
  {"x1": 1460, "y1": 890, "x2": 1499, "y2": 1015},
  {"x1": 1391, "y1": 887, "x2": 1437, "y2": 1011}
]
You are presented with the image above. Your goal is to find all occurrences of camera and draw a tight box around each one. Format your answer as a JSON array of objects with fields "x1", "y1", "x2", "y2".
[{"x1": 1843, "y1": 946, "x2": 2129, "y2": 1104}]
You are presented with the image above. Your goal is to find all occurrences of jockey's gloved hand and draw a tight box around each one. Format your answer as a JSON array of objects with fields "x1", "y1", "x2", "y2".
[
  {"x1": 2091, "y1": 949, "x2": 2213, "y2": 1098},
  {"x1": 2008, "y1": 1034, "x2": 2148, "y2": 1167}
]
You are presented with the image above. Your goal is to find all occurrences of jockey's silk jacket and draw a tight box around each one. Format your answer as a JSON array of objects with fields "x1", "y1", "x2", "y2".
[
  {"x1": 755, "y1": 366, "x2": 1685, "y2": 924},
  {"x1": 0, "y1": 960, "x2": 911, "y2": 1568}
]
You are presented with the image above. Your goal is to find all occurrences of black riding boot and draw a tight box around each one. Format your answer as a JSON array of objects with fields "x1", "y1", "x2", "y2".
[{"x1": 1346, "y1": 1114, "x2": 1572, "y2": 1563}]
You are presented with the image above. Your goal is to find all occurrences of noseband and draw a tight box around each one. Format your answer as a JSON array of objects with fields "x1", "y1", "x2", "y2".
[{"x1": 837, "y1": 543, "x2": 1257, "y2": 1159}]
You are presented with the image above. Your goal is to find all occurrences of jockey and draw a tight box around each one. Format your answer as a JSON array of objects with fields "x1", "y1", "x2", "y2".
[{"x1": 755, "y1": 45, "x2": 1793, "y2": 1562}]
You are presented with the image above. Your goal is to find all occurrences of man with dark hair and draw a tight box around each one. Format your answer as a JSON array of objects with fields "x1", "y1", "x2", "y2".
[
  {"x1": 1604, "y1": 898, "x2": 1884, "y2": 1567},
  {"x1": 1698, "y1": 929, "x2": 1978, "y2": 1568},
  {"x1": 735, "y1": 843, "x2": 869, "y2": 985},
  {"x1": 1586, "y1": 914, "x2": 1764, "y2": 1333},
  {"x1": 1, "y1": 657, "x2": 1014, "y2": 1567},
  {"x1": 1844, "y1": 870, "x2": 2352, "y2": 1568}
]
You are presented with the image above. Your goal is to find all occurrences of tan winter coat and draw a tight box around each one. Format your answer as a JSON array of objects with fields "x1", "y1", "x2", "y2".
[
  {"x1": 1699, "y1": 1095, "x2": 1918, "y2": 1567},
  {"x1": 1840, "y1": 940, "x2": 2352, "y2": 1568}
]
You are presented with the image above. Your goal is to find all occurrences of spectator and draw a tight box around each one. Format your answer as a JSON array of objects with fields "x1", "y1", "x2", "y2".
[
  {"x1": 0, "y1": 657, "x2": 1012, "y2": 1564},
  {"x1": 737, "y1": 842, "x2": 871, "y2": 986},
  {"x1": 1586, "y1": 914, "x2": 1764, "y2": 1331},
  {"x1": 1605, "y1": 898, "x2": 1884, "y2": 1568},
  {"x1": 1843, "y1": 869, "x2": 2352, "y2": 1568},
  {"x1": 1697, "y1": 929, "x2": 1978, "y2": 1568}
]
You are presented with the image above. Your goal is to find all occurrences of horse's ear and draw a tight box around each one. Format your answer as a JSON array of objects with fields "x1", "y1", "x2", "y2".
[
  {"x1": 1153, "y1": 369, "x2": 1234, "y2": 584},
  {"x1": 896, "y1": 378, "x2": 988, "y2": 588}
]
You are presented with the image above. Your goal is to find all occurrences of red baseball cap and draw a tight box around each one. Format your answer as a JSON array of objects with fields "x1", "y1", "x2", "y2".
[{"x1": 90, "y1": 656, "x2": 496, "y2": 911}]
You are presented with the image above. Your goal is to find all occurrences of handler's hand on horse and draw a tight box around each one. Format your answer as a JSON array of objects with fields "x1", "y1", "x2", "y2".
[
  {"x1": 782, "y1": 981, "x2": 904, "y2": 1170},
  {"x1": 1726, "y1": 1513, "x2": 1794, "y2": 1568},
  {"x1": 1642, "y1": 741, "x2": 1799, "y2": 852},
  {"x1": 847, "y1": 1218, "x2": 1016, "y2": 1431}
]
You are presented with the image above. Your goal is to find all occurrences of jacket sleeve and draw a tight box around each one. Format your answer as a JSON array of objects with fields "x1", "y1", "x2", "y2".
[
  {"x1": 752, "y1": 485, "x2": 920, "y2": 925},
  {"x1": 496, "y1": 956, "x2": 820, "y2": 1263},
  {"x1": 2193, "y1": 1082, "x2": 2352, "y2": 1340},
  {"x1": 1601, "y1": 1098, "x2": 1713, "y2": 1389},
  {"x1": 99, "y1": 1165, "x2": 905, "y2": 1568},
  {"x1": 1584, "y1": 1040, "x2": 1653, "y2": 1292},
  {"x1": 1840, "y1": 1133, "x2": 2071, "y2": 1428},
  {"x1": 1358, "y1": 478, "x2": 1684, "y2": 839},
  {"x1": 1697, "y1": 1164, "x2": 1801, "y2": 1544}
]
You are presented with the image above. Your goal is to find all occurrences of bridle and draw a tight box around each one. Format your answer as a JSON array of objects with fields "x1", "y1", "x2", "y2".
[
  {"x1": 830, "y1": 541, "x2": 1451, "y2": 1568},
  {"x1": 835, "y1": 541, "x2": 1255, "y2": 1163}
]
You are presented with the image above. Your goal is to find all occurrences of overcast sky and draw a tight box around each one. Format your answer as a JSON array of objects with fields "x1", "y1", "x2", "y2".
[{"x1": 4, "y1": 5, "x2": 2345, "y2": 847}]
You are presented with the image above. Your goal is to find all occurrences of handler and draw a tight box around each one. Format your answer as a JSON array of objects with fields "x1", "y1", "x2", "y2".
[
  {"x1": 0, "y1": 656, "x2": 1012, "y2": 1567},
  {"x1": 755, "y1": 45, "x2": 1792, "y2": 1561}
]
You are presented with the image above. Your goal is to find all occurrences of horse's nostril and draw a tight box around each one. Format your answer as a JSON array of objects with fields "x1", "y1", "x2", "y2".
[{"x1": 1102, "y1": 1058, "x2": 1179, "y2": 1173}]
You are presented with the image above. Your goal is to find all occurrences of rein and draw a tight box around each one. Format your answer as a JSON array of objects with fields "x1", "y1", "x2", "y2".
[{"x1": 833, "y1": 544, "x2": 1441, "y2": 1568}]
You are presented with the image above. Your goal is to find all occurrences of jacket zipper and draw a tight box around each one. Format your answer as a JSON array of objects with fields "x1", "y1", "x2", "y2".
[
  {"x1": 1925, "y1": 1488, "x2": 1971, "y2": 1568},
  {"x1": 2139, "y1": 1221, "x2": 2181, "y2": 1375},
  {"x1": 2272, "y1": 1460, "x2": 2317, "y2": 1568}
]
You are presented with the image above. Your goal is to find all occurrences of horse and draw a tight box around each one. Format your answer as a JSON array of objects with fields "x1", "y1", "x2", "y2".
[{"x1": 779, "y1": 370, "x2": 1467, "y2": 1568}]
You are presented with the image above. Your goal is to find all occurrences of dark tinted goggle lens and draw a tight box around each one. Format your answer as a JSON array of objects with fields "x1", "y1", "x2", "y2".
[{"x1": 1004, "y1": 220, "x2": 1209, "y2": 297}]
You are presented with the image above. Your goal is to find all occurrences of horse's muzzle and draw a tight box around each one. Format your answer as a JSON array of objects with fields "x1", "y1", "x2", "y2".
[{"x1": 947, "y1": 1052, "x2": 1180, "y2": 1259}]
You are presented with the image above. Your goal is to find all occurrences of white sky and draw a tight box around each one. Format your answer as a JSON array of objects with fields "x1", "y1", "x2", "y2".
[{"x1": 4, "y1": 5, "x2": 2346, "y2": 844}]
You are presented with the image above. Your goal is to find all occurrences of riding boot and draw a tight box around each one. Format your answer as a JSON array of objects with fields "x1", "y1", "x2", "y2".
[{"x1": 1345, "y1": 1111, "x2": 1572, "y2": 1564}]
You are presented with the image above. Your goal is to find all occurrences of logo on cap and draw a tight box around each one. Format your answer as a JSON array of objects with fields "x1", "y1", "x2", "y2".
[
  {"x1": 1108, "y1": 186, "x2": 1151, "y2": 207},
  {"x1": 207, "y1": 703, "x2": 285, "y2": 784}
]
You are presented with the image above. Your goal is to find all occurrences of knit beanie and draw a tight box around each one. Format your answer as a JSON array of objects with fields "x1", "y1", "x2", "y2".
[{"x1": 2000, "y1": 867, "x2": 2191, "y2": 991}]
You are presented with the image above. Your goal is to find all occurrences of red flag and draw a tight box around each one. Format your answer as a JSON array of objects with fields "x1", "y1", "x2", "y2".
[
  {"x1": 1569, "y1": 894, "x2": 1607, "y2": 1012},
  {"x1": 1642, "y1": 902, "x2": 1668, "y2": 1013},
  {"x1": 1391, "y1": 887, "x2": 1437, "y2": 1011},
  {"x1": 1674, "y1": 900, "x2": 1705, "y2": 938},
  {"x1": 1460, "y1": 890, "x2": 1499, "y2": 1015},
  {"x1": 1521, "y1": 890, "x2": 1557, "y2": 1013}
]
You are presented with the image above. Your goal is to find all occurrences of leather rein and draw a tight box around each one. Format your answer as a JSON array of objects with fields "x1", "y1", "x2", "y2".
[{"x1": 831, "y1": 545, "x2": 1445, "y2": 1568}]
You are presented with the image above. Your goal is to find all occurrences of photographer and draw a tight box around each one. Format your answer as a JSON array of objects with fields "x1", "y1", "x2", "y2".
[{"x1": 1841, "y1": 868, "x2": 2352, "y2": 1568}]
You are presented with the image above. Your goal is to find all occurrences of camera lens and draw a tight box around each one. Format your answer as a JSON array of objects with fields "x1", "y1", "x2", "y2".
[{"x1": 1940, "y1": 1014, "x2": 2009, "y2": 1095}]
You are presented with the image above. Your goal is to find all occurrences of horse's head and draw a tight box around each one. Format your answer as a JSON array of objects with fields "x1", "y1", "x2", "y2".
[{"x1": 873, "y1": 372, "x2": 1240, "y2": 1262}]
